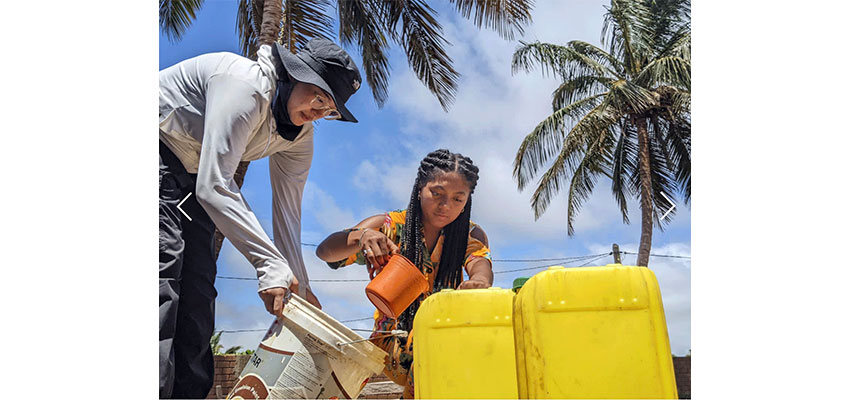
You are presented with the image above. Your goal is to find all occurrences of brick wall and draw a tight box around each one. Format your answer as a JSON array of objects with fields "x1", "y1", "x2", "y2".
[
  {"x1": 673, "y1": 356, "x2": 691, "y2": 399},
  {"x1": 206, "y1": 354, "x2": 251, "y2": 399},
  {"x1": 357, "y1": 374, "x2": 404, "y2": 399},
  {"x1": 206, "y1": 355, "x2": 692, "y2": 399}
]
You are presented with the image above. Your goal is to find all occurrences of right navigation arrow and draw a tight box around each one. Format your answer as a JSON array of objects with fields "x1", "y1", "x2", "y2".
[{"x1": 660, "y1": 191, "x2": 676, "y2": 221}]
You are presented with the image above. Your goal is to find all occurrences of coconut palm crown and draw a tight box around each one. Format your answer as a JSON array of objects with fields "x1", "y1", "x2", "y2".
[{"x1": 511, "y1": 0, "x2": 690, "y2": 266}]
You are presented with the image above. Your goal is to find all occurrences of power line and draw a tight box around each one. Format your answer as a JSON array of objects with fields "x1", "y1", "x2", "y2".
[
  {"x1": 299, "y1": 245, "x2": 622, "y2": 263},
  {"x1": 621, "y1": 251, "x2": 691, "y2": 259},
  {"x1": 577, "y1": 253, "x2": 613, "y2": 267},
  {"x1": 215, "y1": 251, "x2": 688, "y2": 282},
  {"x1": 217, "y1": 317, "x2": 375, "y2": 334},
  {"x1": 217, "y1": 253, "x2": 610, "y2": 282},
  {"x1": 217, "y1": 276, "x2": 255, "y2": 281},
  {"x1": 340, "y1": 317, "x2": 375, "y2": 323},
  {"x1": 492, "y1": 253, "x2": 611, "y2": 275},
  {"x1": 491, "y1": 255, "x2": 607, "y2": 262}
]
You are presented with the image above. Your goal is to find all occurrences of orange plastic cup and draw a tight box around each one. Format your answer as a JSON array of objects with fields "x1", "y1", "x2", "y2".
[{"x1": 365, "y1": 254, "x2": 429, "y2": 319}]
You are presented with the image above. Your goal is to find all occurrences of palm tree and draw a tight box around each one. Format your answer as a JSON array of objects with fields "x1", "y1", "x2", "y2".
[
  {"x1": 160, "y1": 0, "x2": 536, "y2": 259},
  {"x1": 511, "y1": 0, "x2": 690, "y2": 267}
]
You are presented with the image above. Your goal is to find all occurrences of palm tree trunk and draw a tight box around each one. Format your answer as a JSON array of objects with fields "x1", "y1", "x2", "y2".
[
  {"x1": 636, "y1": 117, "x2": 653, "y2": 267},
  {"x1": 259, "y1": 0, "x2": 283, "y2": 46},
  {"x1": 213, "y1": 0, "x2": 283, "y2": 260}
]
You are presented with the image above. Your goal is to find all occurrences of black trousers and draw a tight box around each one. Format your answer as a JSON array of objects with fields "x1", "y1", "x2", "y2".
[{"x1": 159, "y1": 141, "x2": 218, "y2": 399}]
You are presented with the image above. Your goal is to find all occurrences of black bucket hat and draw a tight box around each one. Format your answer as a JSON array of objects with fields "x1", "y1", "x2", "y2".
[{"x1": 275, "y1": 38, "x2": 362, "y2": 123}]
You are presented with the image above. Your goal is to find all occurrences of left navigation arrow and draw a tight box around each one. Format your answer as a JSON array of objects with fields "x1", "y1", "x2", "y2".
[{"x1": 177, "y1": 192, "x2": 193, "y2": 222}]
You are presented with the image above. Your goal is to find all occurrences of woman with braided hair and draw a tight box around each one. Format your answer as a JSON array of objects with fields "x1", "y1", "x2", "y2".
[{"x1": 316, "y1": 149, "x2": 493, "y2": 397}]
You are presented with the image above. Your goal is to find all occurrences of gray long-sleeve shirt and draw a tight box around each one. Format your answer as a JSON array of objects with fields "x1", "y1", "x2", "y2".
[{"x1": 159, "y1": 45, "x2": 313, "y2": 296}]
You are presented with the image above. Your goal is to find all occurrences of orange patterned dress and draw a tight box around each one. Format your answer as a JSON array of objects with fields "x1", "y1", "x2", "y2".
[{"x1": 327, "y1": 209, "x2": 491, "y2": 398}]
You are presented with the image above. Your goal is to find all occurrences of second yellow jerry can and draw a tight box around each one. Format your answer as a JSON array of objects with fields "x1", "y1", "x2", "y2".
[
  {"x1": 413, "y1": 287, "x2": 518, "y2": 399},
  {"x1": 514, "y1": 265, "x2": 678, "y2": 399}
]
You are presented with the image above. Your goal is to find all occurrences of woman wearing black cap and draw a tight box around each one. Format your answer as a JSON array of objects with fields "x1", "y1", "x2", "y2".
[{"x1": 158, "y1": 38, "x2": 361, "y2": 398}]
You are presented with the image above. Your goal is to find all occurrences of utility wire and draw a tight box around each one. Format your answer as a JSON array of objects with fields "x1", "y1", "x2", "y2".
[
  {"x1": 577, "y1": 253, "x2": 613, "y2": 267},
  {"x1": 216, "y1": 251, "x2": 688, "y2": 282},
  {"x1": 218, "y1": 252, "x2": 616, "y2": 282},
  {"x1": 299, "y1": 242, "x2": 640, "y2": 263},
  {"x1": 491, "y1": 255, "x2": 608, "y2": 262},
  {"x1": 217, "y1": 317, "x2": 376, "y2": 334},
  {"x1": 218, "y1": 256, "x2": 606, "y2": 281},
  {"x1": 492, "y1": 253, "x2": 611, "y2": 275},
  {"x1": 621, "y1": 251, "x2": 691, "y2": 259},
  {"x1": 302, "y1": 243, "x2": 692, "y2": 259}
]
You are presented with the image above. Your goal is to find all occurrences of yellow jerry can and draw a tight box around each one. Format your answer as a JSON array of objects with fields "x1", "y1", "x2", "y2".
[
  {"x1": 413, "y1": 287, "x2": 518, "y2": 399},
  {"x1": 514, "y1": 265, "x2": 678, "y2": 399}
]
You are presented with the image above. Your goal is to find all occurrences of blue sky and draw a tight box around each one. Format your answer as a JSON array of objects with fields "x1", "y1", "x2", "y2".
[{"x1": 159, "y1": 0, "x2": 691, "y2": 355}]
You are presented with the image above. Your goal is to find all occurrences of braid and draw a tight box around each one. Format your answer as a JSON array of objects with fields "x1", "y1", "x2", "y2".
[{"x1": 396, "y1": 149, "x2": 480, "y2": 331}]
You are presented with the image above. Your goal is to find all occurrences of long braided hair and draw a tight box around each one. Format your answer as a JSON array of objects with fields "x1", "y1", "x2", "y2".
[{"x1": 396, "y1": 149, "x2": 480, "y2": 331}]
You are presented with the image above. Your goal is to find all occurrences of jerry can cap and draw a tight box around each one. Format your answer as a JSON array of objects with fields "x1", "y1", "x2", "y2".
[{"x1": 512, "y1": 277, "x2": 530, "y2": 293}]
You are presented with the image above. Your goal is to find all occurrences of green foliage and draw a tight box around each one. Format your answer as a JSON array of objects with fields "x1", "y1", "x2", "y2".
[
  {"x1": 511, "y1": 0, "x2": 690, "y2": 242},
  {"x1": 160, "y1": 0, "x2": 535, "y2": 111},
  {"x1": 209, "y1": 331, "x2": 224, "y2": 355},
  {"x1": 210, "y1": 331, "x2": 257, "y2": 355},
  {"x1": 159, "y1": 0, "x2": 205, "y2": 43}
]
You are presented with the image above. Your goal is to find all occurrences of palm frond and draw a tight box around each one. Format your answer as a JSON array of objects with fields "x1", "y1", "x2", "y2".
[
  {"x1": 633, "y1": 56, "x2": 690, "y2": 90},
  {"x1": 532, "y1": 119, "x2": 614, "y2": 230},
  {"x1": 280, "y1": 0, "x2": 335, "y2": 51},
  {"x1": 602, "y1": 0, "x2": 654, "y2": 75},
  {"x1": 552, "y1": 75, "x2": 613, "y2": 111},
  {"x1": 513, "y1": 41, "x2": 616, "y2": 81},
  {"x1": 660, "y1": 116, "x2": 691, "y2": 203},
  {"x1": 527, "y1": 104, "x2": 623, "y2": 220},
  {"x1": 512, "y1": 41, "x2": 571, "y2": 78},
  {"x1": 600, "y1": 79, "x2": 657, "y2": 115},
  {"x1": 236, "y1": 0, "x2": 262, "y2": 58},
  {"x1": 513, "y1": 93, "x2": 607, "y2": 190},
  {"x1": 388, "y1": 0, "x2": 460, "y2": 111},
  {"x1": 449, "y1": 0, "x2": 533, "y2": 40},
  {"x1": 565, "y1": 126, "x2": 618, "y2": 234},
  {"x1": 660, "y1": 27, "x2": 690, "y2": 60},
  {"x1": 160, "y1": 0, "x2": 205, "y2": 43},
  {"x1": 337, "y1": 0, "x2": 392, "y2": 107},
  {"x1": 567, "y1": 40, "x2": 625, "y2": 78},
  {"x1": 646, "y1": 0, "x2": 690, "y2": 53},
  {"x1": 610, "y1": 120, "x2": 638, "y2": 224},
  {"x1": 224, "y1": 345, "x2": 243, "y2": 354},
  {"x1": 646, "y1": 121, "x2": 678, "y2": 227},
  {"x1": 669, "y1": 89, "x2": 690, "y2": 116}
]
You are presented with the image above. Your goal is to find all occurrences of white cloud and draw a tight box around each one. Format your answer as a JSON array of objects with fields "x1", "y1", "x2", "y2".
[
  {"x1": 351, "y1": 160, "x2": 380, "y2": 192},
  {"x1": 303, "y1": 181, "x2": 360, "y2": 232}
]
